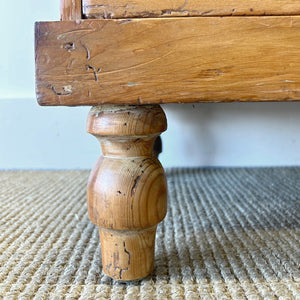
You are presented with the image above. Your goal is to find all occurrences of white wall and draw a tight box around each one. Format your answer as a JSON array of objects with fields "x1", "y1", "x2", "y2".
[
  {"x1": 162, "y1": 102, "x2": 300, "y2": 167},
  {"x1": 1, "y1": 99, "x2": 300, "y2": 169},
  {"x1": 1, "y1": 1, "x2": 300, "y2": 169},
  {"x1": 0, "y1": 1, "x2": 58, "y2": 99}
]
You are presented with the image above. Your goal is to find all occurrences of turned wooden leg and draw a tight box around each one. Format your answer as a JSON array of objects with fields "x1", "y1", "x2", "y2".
[{"x1": 86, "y1": 105, "x2": 168, "y2": 281}]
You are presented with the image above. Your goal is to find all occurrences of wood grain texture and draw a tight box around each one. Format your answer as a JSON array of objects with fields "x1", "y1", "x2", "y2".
[
  {"x1": 35, "y1": 17, "x2": 300, "y2": 106},
  {"x1": 82, "y1": 0, "x2": 300, "y2": 19},
  {"x1": 86, "y1": 105, "x2": 167, "y2": 280},
  {"x1": 60, "y1": 0, "x2": 82, "y2": 20},
  {"x1": 99, "y1": 227, "x2": 156, "y2": 281}
]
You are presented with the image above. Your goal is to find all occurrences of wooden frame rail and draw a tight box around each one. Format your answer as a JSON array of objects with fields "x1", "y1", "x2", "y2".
[
  {"x1": 36, "y1": 17, "x2": 300, "y2": 106},
  {"x1": 82, "y1": 0, "x2": 300, "y2": 19}
]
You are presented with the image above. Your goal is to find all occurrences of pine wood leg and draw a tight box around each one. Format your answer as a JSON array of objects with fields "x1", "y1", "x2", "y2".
[{"x1": 86, "y1": 105, "x2": 168, "y2": 281}]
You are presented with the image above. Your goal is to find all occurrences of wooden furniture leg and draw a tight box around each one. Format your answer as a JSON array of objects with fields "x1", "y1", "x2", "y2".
[{"x1": 86, "y1": 104, "x2": 168, "y2": 281}]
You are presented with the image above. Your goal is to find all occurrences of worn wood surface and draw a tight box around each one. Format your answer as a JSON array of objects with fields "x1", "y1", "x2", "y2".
[
  {"x1": 60, "y1": 0, "x2": 82, "y2": 20},
  {"x1": 35, "y1": 17, "x2": 300, "y2": 106},
  {"x1": 99, "y1": 227, "x2": 157, "y2": 281},
  {"x1": 86, "y1": 105, "x2": 167, "y2": 281},
  {"x1": 82, "y1": 0, "x2": 300, "y2": 18}
]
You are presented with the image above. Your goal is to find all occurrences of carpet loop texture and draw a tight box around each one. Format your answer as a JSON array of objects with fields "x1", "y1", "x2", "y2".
[{"x1": 0, "y1": 168, "x2": 299, "y2": 299}]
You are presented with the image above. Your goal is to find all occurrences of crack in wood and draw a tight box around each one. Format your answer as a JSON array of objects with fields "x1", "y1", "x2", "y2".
[
  {"x1": 117, "y1": 241, "x2": 131, "y2": 279},
  {"x1": 119, "y1": 19, "x2": 132, "y2": 24},
  {"x1": 119, "y1": 267, "x2": 129, "y2": 280},
  {"x1": 123, "y1": 241, "x2": 131, "y2": 265},
  {"x1": 86, "y1": 65, "x2": 101, "y2": 81},
  {"x1": 131, "y1": 175, "x2": 141, "y2": 197},
  {"x1": 178, "y1": 0, "x2": 189, "y2": 11},
  {"x1": 81, "y1": 42, "x2": 90, "y2": 59}
]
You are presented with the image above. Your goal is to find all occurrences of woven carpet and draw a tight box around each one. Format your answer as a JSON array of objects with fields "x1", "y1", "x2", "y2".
[{"x1": 0, "y1": 168, "x2": 299, "y2": 299}]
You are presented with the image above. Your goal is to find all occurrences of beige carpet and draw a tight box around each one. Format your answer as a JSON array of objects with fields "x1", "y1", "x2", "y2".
[{"x1": 0, "y1": 168, "x2": 299, "y2": 299}]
